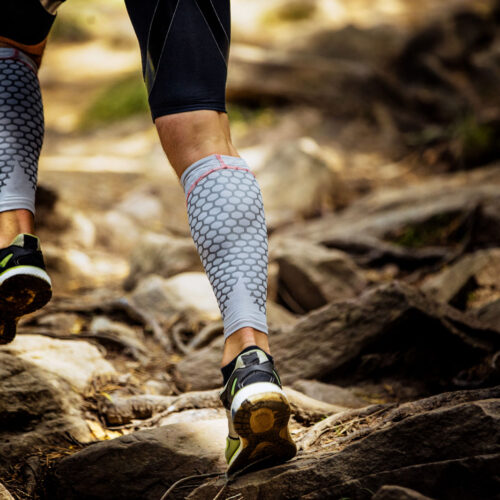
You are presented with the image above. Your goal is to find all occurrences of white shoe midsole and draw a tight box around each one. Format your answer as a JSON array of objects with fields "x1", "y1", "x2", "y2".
[
  {"x1": 231, "y1": 382, "x2": 287, "y2": 418},
  {"x1": 0, "y1": 266, "x2": 52, "y2": 287}
]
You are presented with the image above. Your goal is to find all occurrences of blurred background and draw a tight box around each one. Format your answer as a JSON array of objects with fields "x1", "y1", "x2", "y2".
[
  {"x1": 36, "y1": 0, "x2": 500, "y2": 292},
  {"x1": 3, "y1": 3, "x2": 500, "y2": 497}
]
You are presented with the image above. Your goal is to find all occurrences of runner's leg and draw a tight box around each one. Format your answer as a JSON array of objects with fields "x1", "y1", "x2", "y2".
[
  {"x1": 0, "y1": 1, "x2": 59, "y2": 342},
  {"x1": 0, "y1": 0, "x2": 60, "y2": 247},
  {"x1": 126, "y1": 0, "x2": 296, "y2": 472},
  {"x1": 125, "y1": 0, "x2": 270, "y2": 362}
]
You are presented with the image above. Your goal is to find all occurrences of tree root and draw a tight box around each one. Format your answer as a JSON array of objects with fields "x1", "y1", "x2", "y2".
[{"x1": 298, "y1": 403, "x2": 393, "y2": 450}]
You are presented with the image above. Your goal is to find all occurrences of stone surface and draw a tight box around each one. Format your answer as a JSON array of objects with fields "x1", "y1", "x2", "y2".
[
  {"x1": 0, "y1": 483, "x2": 14, "y2": 500},
  {"x1": 270, "y1": 237, "x2": 366, "y2": 312},
  {"x1": 291, "y1": 379, "x2": 366, "y2": 408},
  {"x1": 257, "y1": 138, "x2": 344, "y2": 228},
  {"x1": 372, "y1": 485, "x2": 435, "y2": 500},
  {"x1": 0, "y1": 352, "x2": 92, "y2": 477},
  {"x1": 2, "y1": 335, "x2": 116, "y2": 392},
  {"x1": 277, "y1": 165, "x2": 500, "y2": 254},
  {"x1": 267, "y1": 301, "x2": 298, "y2": 328},
  {"x1": 177, "y1": 282, "x2": 500, "y2": 394},
  {"x1": 129, "y1": 273, "x2": 221, "y2": 327},
  {"x1": 476, "y1": 299, "x2": 500, "y2": 331},
  {"x1": 124, "y1": 232, "x2": 202, "y2": 291},
  {"x1": 421, "y1": 249, "x2": 500, "y2": 309},
  {"x1": 188, "y1": 387, "x2": 500, "y2": 499},
  {"x1": 49, "y1": 419, "x2": 227, "y2": 500}
]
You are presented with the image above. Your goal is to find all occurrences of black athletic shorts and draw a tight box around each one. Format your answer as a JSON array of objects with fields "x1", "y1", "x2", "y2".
[{"x1": 0, "y1": 0, "x2": 230, "y2": 119}]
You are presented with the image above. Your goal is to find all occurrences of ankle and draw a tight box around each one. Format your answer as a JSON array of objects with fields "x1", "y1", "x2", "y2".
[
  {"x1": 0, "y1": 210, "x2": 35, "y2": 248},
  {"x1": 221, "y1": 327, "x2": 270, "y2": 367}
]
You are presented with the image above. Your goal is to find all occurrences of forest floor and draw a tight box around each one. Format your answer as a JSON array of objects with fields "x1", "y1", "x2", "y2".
[{"x1": 1, "y1": 0, "x2": 499, "y2": 499}]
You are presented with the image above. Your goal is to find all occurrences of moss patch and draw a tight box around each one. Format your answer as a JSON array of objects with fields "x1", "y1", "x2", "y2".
[{"x1": 79, "y1": 73, "x2": 149, "y2": 130}]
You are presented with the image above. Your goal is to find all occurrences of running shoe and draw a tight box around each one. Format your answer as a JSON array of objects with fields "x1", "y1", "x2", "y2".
[
  {"x1": 0, "y1": 234, "x2": 52, "y2": 344},
  {"x1": 220, "y1": 347, "x2": 296, "y2": 475}
]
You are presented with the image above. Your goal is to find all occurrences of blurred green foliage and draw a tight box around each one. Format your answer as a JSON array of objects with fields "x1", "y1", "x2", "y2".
[
  {"x1": 79, "y1": 73, "x2": 149, "y2": 130},
  {"x1": 262, "y1": 1, "x2": 316, "y2": 25},
  {"x1": 50, "y1": 0, "x2": 128, "y2": 44},
  {"x1": 51, "y1": 13, "x2": 92, "y2": 42},
  {"x1": 455, "y1": 115, "x2": 497, "y2": 166},
  {"x1": 391, "y1": 212, "x2": 463, "y2": 248}
]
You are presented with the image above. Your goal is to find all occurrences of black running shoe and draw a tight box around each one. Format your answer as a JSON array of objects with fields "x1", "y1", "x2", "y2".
[
  {"x1": 0, "y1": 234, "x2": 52, "y2": 344},
  {"x1": 220, "y1": 347, "x2": 296, "y2": 475}
]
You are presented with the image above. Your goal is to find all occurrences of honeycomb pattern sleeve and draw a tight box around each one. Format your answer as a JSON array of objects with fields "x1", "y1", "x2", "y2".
[
  {"x1": 0, "y1": 49, "x2": 43, "y2": 215},
  {"x1": 181, "y1": 154, "x2": 269, "y2": 339}
]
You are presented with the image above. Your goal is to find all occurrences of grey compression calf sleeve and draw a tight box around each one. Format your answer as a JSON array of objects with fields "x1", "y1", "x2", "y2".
[
  {"x1": 0, "y1": 49, "x2": 43, "y2": 215},
  {"x1": 181, "y1": 154, "x2": 269, "y2": 339}
]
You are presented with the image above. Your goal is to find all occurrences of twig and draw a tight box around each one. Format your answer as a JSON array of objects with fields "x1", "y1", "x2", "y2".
[
  {"x1": 171, "y1": 322, "x2": 191, "y2": 355},
  {"x1": 186, "y1": 321, "x2": 224, "y2": 352},
  {"x1": 106, "y1": 389, "x2": 222, "y2": 430},
  {"x1": 298, "y1": 403, "x2": 393, "y2": 450},
  {"x1": 159, "y1": 472, "x2": 222, "y2": 500},
  {"x1": 115, "y1": 298, "x2": 174, "y2": 354}
]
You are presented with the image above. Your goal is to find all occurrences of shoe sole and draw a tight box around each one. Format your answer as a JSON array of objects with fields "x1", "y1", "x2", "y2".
[
  {"x1": 228, "y1": 383, "x2": 297, "y2": 475},
  {"x1": 0, "y1": 266, "x2": 52, "y2": 344}
]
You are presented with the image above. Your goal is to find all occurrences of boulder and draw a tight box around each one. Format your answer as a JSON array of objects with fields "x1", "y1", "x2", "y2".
[
  {"x1": 267, "y1": 301, "x2": 297, "y2": 328},
  {"x1": 115, "y1": 187, "x2": 164, "y2": 228},
  {"x1": 476, "y1": 299, "x2": 500, "y2": 331},
  {"x1": 1, "y1": 335, "x2": 116, "y2": 392},
  {"x1": 0, "y1": 352, "x2": 92, "y2": 477},
  {"x1": 273, "y1": 282, "x2": 500, "y2": 390},
  {"x1": 421, "y1": 249, "x2": 500, "y2": 309},
  {"x1": 124, "y1": 232, "x2": 202, "y2": 291},
  {"x1": 372, "y1": 485, "x2": 435, "y2": 500},
  {"x1": 129, "y1": 273, "x2": 221, "y2": 328},
  {"x1": 188, "y1": 387, "x2": 500, "y2": 499},
  {"x1": 176, "y1": 282, "x2": 500, "y2": 396},
  {"x1": 270, "y1": 237, "x2": 366, "y2": 312},
  {"x1": 276, "y1": 165, "x2": 500, "y2": 256},
  {"x1": 256, "y1": 138, "x2": 344, "y2": 228},
  {"x1": 48, "y1": 419, "x2": 227, "y2": 500}
]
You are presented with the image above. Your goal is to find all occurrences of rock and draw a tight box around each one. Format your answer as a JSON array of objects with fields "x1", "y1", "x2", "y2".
[
  {"x1": 291, "y1": 379, "x2": 366, "y2": 408},
  {"x1": 1, "y1": 335, "x2": 116, "y2": 392},
  {"x1": 476, "y1": 299, "x2": 500, "y2": 331},
  {"x1": 41, "y1": 244, "x2": 129, "y2": 292},
  {"x1": 321, "y1": 233, "x2": 449, "y2": 271},
  {"x1": 129, "y1": 273, "x2": 220, "y2": 328},
  {"x1": 267, "y1": 301, "x2": 297, "y2": 328},
  {"x1": 277, "y1": 165, "x2": 500, "y2": 256},
  {"x1": 33, "y1": 312, "x2": 82, "y2": 332},
  {"x1": 176, "y1": 282, "x2": 500, "y2": 395},
  {"x1": 158, "y1": 408, "x2": 225, "y2": 426},
  {"x1": 176, "y1": 336, "x2": 224, "y2": 391},
  {"x1": 228, "y1": 43, "x2": 377, "y2": 115},
  {"x1": 115, "y1": 187, "x2": 164, "y2": 229},
  {"x1": 188, "y1": 387, "x2": 500, "y2": 499},
  {"x1": 273, "y1": 282, "x2": 500, "y2": 390},
  {"x1": 270, "y1": 237, "x2": 366, "y2": 312},
  {"x1": 95, "y1": 210, "x2": 141, "y2": 253},
  {"x1": 421, "y1": 249, "x2": 500, "y2": 309},
  {"x1": 0, "y1": 483, "x2": 14, "y2": 500},
  {"x1": 284, "y1": 387, "x2": 345, "y2": 421},
  {"x1": 372, "y1": 485, "x2": 435, "y2": 500},
  {"x1": 124, "y1": 232, "x2": 202, "y2": 291},
  {"x1": 257, "y1": 138, "x2": 344, "y2": 228},
  {"x1": 0, "y1": 352, "x2": 92, "y2": 477},
  {"x1": 48, "y1": 419, "x2": 227, "y2": 500},
  {"x1": 89, "y1": 316, "x2": 149, "y2": 361}
]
